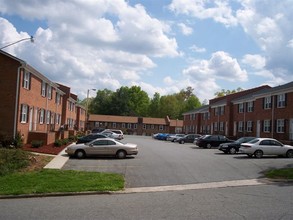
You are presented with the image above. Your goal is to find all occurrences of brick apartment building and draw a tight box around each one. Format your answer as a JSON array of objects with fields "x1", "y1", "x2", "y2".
[
  {"x1": 183, "y1": 82, "x2": 293, "y2": 144},
  {"x1": 0, "y1": 50, "x2": 86, "y2": 145},
  {"x1": 88, "y1": 114, "x2": 183, "y2": 136}
]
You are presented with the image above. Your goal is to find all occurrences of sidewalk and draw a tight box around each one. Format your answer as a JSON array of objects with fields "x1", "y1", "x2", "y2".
[{"x1": 44, "y1": 143, "x2": 73, "y2": 169}]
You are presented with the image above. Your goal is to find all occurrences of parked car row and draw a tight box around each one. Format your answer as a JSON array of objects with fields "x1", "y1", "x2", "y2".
[{"x1": 154, "y1": 133, "x2": 293, "y2": 159}]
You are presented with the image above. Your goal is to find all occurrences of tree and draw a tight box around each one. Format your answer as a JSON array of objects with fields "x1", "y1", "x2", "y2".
[
  {"x1": 148, "y1": 92, "x2": 161, "y2": 117},
  {"x1": 89, "y1": 89, "x2": 113, "y2": 114},
  {"x1": 214, "y1": 87, "x2": 243, "y2": 97}
]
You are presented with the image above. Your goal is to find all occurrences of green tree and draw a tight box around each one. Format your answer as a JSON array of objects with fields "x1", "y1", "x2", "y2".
[
  {"x1": 89, "y1": 89, "x2": 113, "y2": 114},
  {"x1": 214, "y1": 87, "x2": 243, "y2": 97},
  {"x1": 148, "y1": 92, "x2": 161, "y2": 117}
]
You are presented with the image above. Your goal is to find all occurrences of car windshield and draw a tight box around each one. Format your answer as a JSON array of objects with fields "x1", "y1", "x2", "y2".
[{"x1": 235, "y1": 137, "x2": 246, "y2": 143}]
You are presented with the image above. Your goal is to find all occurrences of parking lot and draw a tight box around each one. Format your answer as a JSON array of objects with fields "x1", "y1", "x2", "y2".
[{"x1": 62, "y1": 135, "x2": 293, "y2": 188}]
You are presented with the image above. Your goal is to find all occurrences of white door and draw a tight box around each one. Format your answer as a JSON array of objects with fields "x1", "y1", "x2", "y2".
[
  {"x1": 289, "y1": 119, "x2": 293, "y2": 140},
  {"x1": 256, "y1": 120, "x2": 261, "y2": 137},
  {"x1": 29, "y1": 108, "x2": 33, "y2": 131},
  {"x1": 34, "y1": 108, "x2": 38, "y2": 131}
]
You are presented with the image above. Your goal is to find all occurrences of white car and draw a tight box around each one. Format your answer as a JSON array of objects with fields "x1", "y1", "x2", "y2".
[
  {"x1": 239, "y1": 138, "x2": 293, "y2": 158},
  {"x1": 65, "y1": 138, "x2": 138, "y2": 159},
  {"x1": 166, "y1": 134, "x2": 185, "y2": 142},
  {"x1": 101, "y1": 129, "x2": 123, "y2": 140}
]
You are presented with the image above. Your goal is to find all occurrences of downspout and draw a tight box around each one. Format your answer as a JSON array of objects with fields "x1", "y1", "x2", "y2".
[
  {"x1": 13, "y1": 64, "x2": 24, "y2": 138},
  {"x1": 243, "y1": 103, "x2": 246, "y2": 137}
]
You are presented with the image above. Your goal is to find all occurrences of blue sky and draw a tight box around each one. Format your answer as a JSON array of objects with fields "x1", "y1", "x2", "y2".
[{"x1": 1, "y1": 0, "x2": 292, "y2": 102}]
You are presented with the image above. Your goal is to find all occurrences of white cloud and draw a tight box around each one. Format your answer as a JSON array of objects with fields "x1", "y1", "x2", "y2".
[
  {"x1": 169, "y1": 0, "x2": 238, "y2": 27},
  {"x1": 177, "y1": 23, "x2": 193, "y2": 35},
  {"x1": 0, "y1": 0, "x2": 180, "y2": 98},
  {"x1": 287, "y1": 39, "x2": 293, "y2": 48},
  {"x1": 190, "y1": 44, "x2": 206, "y2": 53},
  {"x1": 242, "y1": 54, "x2": 266, "y2": 70}
]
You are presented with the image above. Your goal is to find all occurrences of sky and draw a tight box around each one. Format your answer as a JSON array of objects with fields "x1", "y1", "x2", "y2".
[{"x1": 0, "y1": 0, "x2": 293, "y2": 102}]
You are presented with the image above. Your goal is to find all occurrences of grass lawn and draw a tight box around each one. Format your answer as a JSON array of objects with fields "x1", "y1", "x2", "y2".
[
  {"x1": 0, "y1": 169, "x2": 124, "y2": 195},
  {"x1": 265, "y1": 168, "x2": 293, "y2": 180}
]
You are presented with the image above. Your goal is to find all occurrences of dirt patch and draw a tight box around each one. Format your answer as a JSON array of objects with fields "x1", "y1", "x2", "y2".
[
  {"x1": 20, "y1": 154, "x2": 54, "y2": 172},
  {"x1": 22, "y1": 143, "x2": 69, "y2": 155}
]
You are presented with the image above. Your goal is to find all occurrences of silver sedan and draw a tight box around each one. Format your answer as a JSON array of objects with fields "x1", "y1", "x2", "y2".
[
  {"x1": 239, "y1": 138, "x2": 293, "y2": 158},
  {"x1": 65, "y1": 138, "x2": 138, "y2": 159}
]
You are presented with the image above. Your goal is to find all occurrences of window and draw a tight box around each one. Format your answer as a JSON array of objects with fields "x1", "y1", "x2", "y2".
[
  {"x1": 46, "y1": 111, "x2": 51, "y2": 124},
  {"x1": 219, "y1": 122, "x2": 224, "y2": 131},
  {"x1": 220, "y1": 106, "x2": 225, "y2": 115},
  {"x1": 23, "y1": 71, "x2": 30, "y2": 89},
  {"x1": 56, "y1": 114, "x2": 61, "y2": 125},
  {"x1": 127, "y1": 123, "x2": 132, "y2": 129},
  {"x1": 122, "y1": 123, "x2": 125, "y2": 128},
  {"x1": 143, "y1": 124, "x2": 146, "y2": 129},
  {"x1": 239, "y1": 103, "x2": 244, "y2": 113},
  {"x1": 264, "y1": 97, "x2": 272, "y2": 109},
  {"x1": 41, "y1": 82, "x2": 46, "y2": 97},
  {"x1": 214, "y1": 108, "x2": 219, "y2": 116},
  {"x1": 247, "y1": 101, "x2": 253, "y2": 112},
  {"x1": 263, "y1": 120, "x2": 271, "y2": 132},
  {"x1": 113, "y1": 123, "x2": 116, "y2": 128},
  {"x1": 134, "y1": 124, "x2": 137, "y2": 129},
  {"x1": 55, "y1": 93, "x2": 61, "y2": 104},
  {"x1": 247, "y1": 121, "x2": 253, "y2": 132},
  {"x1": 214, "y1": 122, "x2": 218, "y2": 131},
  {"x1": 277, "y1": 94, "x2": 286, "y2": 108},
  {"x1": 20, "y1": 104, "x2": 28, "y2": 123},
  {"x1": 159, "y1": 125, "x2": 164, "y2": 130},
  {"x1": 238, "y1": 121, "x2": 243, "y2": 132},
  {"x1": 39, "y1": 109, "x2": 44, "y2": 124},
  {"x1": 277, "y1": 119, "x2": 285, "y2": 133},
  {"x1": 47, "y1": 85, "x2": 52, "y2": 99}
]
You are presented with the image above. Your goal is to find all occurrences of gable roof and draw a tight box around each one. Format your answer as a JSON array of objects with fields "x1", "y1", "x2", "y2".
[{"x1": 88, "y1": 114, "x2": 138, "y2": 123}]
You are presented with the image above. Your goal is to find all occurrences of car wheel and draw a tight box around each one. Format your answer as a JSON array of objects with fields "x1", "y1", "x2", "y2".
[
  {"x1": 286, "y1": 150, "x2": 293, "y2": 158},
  {"x1": 247, "y1": 154, "x2": 253, "y2": 158},
  {"x1": 229, "y1": 147, "x2": 237, "y2": 154},
  {"x1": 254, "y1": 150, "x2": 263, "y2": 159},
  {"x1": 180, "y1": 140, "x2": 184, "y2": 144},
  {"x1": 75, "y1": 150, "x2": 86, "y2": 159},
  {"x1": 207, "y1": 143, "x2": 212, "y2": 149},
  {"x1": 116, "y1": 150, "x2": 127, "y2": 159}
]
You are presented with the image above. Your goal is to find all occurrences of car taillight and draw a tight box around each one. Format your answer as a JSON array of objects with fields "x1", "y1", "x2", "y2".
[{"x1": 241, "y1": 145, "x2": 251, "y2": 148}]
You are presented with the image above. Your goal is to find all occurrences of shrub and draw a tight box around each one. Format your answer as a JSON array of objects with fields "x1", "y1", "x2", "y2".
[
  {"x1": 54, "y1": 139, "x2": 63, "y2": 147},
  {"x1": 62, "y1": 138, "x2": 69, "y2": 145},
  {"x1": 0, "y1": 148, "x2": 30, "y2": 176},
  {"x1": 68, "y1": 135, "x2": 77, "y2": 142},
  {"x1": 13, "y1": 132, "x2": 23, "y2": 148},
  {"x1": 31, "y1": 140, "x2": 43, "y2": 148}
]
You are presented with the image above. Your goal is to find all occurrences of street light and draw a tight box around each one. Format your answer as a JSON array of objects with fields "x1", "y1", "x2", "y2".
[
  {"x1": 86, "y1": 89, "x2": 96, "y2": 131},
  {"x1": 0, "y1": 36, "x2": 34, "y2": 50}
]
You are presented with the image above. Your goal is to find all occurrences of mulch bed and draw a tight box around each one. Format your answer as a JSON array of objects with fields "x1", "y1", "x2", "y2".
[{"x1": 22, "y1": 143, "x2": 70, "y2": 155}]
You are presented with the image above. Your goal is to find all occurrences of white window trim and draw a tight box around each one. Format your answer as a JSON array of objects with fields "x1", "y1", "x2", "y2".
[
  {"x1": 277, "y1": 119, "x2": 285, "y2": 133},
  {"x1": 21, "y1": 104, "x2": 28, "y2": 123},
  {"x1": 23, "y1": 71, "x2": 30, "y2": 89}
]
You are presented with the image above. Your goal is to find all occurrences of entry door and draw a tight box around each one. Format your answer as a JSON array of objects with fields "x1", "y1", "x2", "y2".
[
  {"x1": 29, "y1": 108, "x2": 33, "y2": 131},
  {"x1": 256, "y1": 120, "x2": 261, "y2": 137},
  {"x1": 290, "y1": 119, "x2": 293, "y2": 140}
]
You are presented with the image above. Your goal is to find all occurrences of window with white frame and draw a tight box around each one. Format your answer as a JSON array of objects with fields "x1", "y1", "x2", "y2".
[
  {"x1": 134, "y1": 124, "x2": 137, "y2": 129},
  {"x1": 23, "y1": 71, "x2": 30, "y2": 89},
  {"x1": 127, "y1": 123, "x2": 132, "y2": 129},
  {"x1": 151, "y1": 124, "x2": 155, "y2": 129},
  {"x1": 219, "y1": 122, "x2": 224, "y2": 131},
  {"x1": 122, "y1": 123, "x2": 125, "y2": 128},
  {"x1": 277, "y1": 119, "x2": 285, "y2": 133},
  {"x1": 220, "y1": 106, "x2": 225, "y2": 115},
  {"x1": 239, "y1": 103, "x2": 244, "y2": 113},
  {"x1": 143, "y1": 124, "x2": 146, "y2": 129},
  {"x1": 46, "y1": 110, "x2": 51, "y2": 124},
  {"x1": 264, "y1": 97, "x2": 272, "y2": 109},
  {"x1": 159, "y1": 125, "x2": 164, "y2": 130},
  {"x1": 214, "y1": 108, "x2": 219, "y2": 116},
  {"x1": 247, "y1": 121, "x2": 252, "y2": 132},
  {"x1": 21, "y1": 104, "x2": 28, "y2": 123},
  {"x1": 41, "y1": 82, "x2": 46, "y2": 97},
  {"x1": 39, "y1": 109, "x2": 44, "y2": 124},
  {"x1": 56, "y1": 114, "x2": 61, "y2": 125},
  {"x1": 56, "y1": 93, "x2": 61, "y2": 104},
  {"x1": 247, "y1": 101, "x2": 253, "y2": 112},
  {"x1": 113, "y1": 122, "x2": 116, "y2": 128},
  {"x1": 47, "y1": 85, "x2": 52, "y2": 99},
  {"x1": 277, "y1": 94, "x2": 286, "y2": 108},
  {"x1": 214, "y1": 122, "x2": 218, "y2": 131},
  {"x1": 50, "y1": 113, "x2": 54, "y2": 124},
  {"x1": 238, "y1": 121, "x2": 244, "y2": 132},
  {"x1": 263, "y1": 120, "x2": 271, "y2": 132}
]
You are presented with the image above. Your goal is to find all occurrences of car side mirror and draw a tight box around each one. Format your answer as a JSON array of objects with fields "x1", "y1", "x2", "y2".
[{"x1": 89, "y1": 144, "x2": 93, "y2": 147}]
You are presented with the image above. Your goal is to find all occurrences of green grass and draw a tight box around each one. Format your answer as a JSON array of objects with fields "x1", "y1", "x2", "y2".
[
  {"x1": 265, "y1": 168, "x2": 293, "y2": 180},
  {"x1": 0, "y1": 169, "x2": 124, "y2": 195}
]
